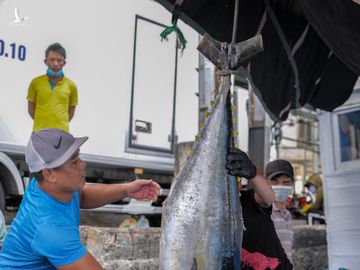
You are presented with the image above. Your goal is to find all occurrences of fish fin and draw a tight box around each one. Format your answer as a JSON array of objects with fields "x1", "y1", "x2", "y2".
[
  {"x1": 232, "y1": 117, "x2": 237, "y2": 125},
  {"x1": 191, "y1": 258, "x2": 197, "y2": 270},
  {"x1": 213, "y1": 88, "x2": 219, "y2": 98},
  {"x1": 232, "y1": 130, "x2": 239, "y2": 137}
]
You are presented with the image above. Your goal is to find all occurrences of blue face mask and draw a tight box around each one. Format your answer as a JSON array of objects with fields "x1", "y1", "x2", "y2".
[
  {"x1": 272, "y1": 185, "x2": 293, "y2": 202},
  {"x1": 47, "y1": 68, "x2": 64, "y2": 78},
  {"x1": 309, "y1": 186, "x2": 317, "y2": 194}
]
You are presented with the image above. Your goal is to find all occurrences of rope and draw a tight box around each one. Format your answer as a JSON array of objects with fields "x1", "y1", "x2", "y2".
[
  {"x1": 229, "y1": 0, "x2": 240, "y2": 69},
  {"x1": 231, "y1": 0, "x2": 240, "y2": 44},
  {"x1": 160, "y1": 4, "x2": 187, "y2": 55},
  {"x1": 160, "y1": 23, "x2": 187, "y2": 54}
]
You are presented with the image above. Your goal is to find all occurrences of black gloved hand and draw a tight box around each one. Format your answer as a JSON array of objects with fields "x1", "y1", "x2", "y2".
[{"x1": 227, "y1": 148, "x2": 257, "y2": 179}]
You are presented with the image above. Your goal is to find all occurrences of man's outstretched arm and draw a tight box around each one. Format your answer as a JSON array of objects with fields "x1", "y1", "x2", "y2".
[{"x1": 79, "y1": 179, "x2": 161, "y2": 209}]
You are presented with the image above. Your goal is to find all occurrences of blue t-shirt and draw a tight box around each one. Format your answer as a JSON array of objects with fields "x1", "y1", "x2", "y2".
[{"x1": 0, "y1": 179, "x2": 87, "y2": 269}]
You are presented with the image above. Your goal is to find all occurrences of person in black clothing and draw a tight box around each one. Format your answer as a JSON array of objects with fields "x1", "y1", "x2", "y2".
[{"x1": 227, "y1": 148, "x2": 293, "y2": 270}]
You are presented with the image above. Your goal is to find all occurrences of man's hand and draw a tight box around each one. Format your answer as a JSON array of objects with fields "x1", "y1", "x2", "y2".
[
  {"x1": 227, "y1": 148, "x2": 257, "y2": 179},
  {"x1": 126, "y1": 179, "x2": 161, "y2": 201}
]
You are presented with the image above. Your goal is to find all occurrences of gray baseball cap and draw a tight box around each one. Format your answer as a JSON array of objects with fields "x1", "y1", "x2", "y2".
[
  {"x1": 25, "y1": 128, "x2": 88, "y2": 173},
  {"x1": 265, "y1": 159, "x2": 294, "y2": 180}
]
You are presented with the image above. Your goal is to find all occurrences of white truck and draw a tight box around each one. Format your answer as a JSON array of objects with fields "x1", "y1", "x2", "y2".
[
  {"x1": 0, "y1": 0, "x2": 200, "y2": 219},
  {"x1": 318, "y1": 79, "x2": 360, "y2": 269}
]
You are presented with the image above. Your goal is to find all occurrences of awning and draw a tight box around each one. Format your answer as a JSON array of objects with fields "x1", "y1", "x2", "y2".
[{"x1": 156, "y1": 0, "x2": 360, "y2": 121}]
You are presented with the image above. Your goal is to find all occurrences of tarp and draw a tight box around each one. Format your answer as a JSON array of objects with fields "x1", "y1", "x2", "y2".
[{"x1": 156, "y1": 0, "x2": 360, "y2": 121}]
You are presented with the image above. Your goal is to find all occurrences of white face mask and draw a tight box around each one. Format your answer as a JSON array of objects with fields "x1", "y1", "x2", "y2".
[{"x1": 272, "y1": 185, "x2": 293, "y2": 202}]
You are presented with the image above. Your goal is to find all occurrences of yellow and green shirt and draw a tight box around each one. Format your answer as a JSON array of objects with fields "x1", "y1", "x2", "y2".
[{"x1": 27, "y1": 75, "x2": 78, "y2": 132}]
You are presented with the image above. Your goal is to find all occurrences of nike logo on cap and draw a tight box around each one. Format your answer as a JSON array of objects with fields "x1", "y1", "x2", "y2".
[{"x1": 54, "y1": 136, "x2": 62, "y2": 149}]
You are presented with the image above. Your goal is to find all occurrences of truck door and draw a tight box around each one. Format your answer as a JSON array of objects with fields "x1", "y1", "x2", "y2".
[{"x1": 128, "y1": 15, "x2": 178, "y2": 155}]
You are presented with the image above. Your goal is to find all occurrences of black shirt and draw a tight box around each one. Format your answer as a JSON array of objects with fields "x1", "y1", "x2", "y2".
[{"x1": 240, "y1": 189, "x2": 293, "y2": 270}]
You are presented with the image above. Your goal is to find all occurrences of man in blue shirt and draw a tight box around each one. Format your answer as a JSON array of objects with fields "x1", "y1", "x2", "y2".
[{"x1": 0, "y1": 128, "x2": 161, "y2": 269}]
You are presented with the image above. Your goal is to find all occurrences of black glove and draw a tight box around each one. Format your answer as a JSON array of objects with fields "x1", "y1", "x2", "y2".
[{"x1": 227, "y1": 148, "x2": 257, "y2": 179}]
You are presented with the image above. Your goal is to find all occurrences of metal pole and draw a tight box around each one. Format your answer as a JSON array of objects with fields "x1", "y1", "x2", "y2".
[
  {"x1": 303, "y1": 120, "x2": 308, "y2": 181},
  {"x1": 276, "y1": 141, "x2": 280, "y2": 159},
  {"x1": 248, "y1": 86, "x2": 271, "y2": 175},
  {"x1": 312, "y1": 122, "x2": 319, "y2": 173},
  {"x1": 198, "y1": 40, "x2": 216, "y2": 130}
]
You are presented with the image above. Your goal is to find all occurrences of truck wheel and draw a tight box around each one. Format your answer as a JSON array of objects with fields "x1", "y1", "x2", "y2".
[{"x1": 0, "y1": 182, "x2": 5, "y2": 213}]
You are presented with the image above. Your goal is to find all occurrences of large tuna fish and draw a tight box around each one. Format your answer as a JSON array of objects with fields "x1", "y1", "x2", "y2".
[{"x1": 159, "y1": 77, "x2": 243, "y2": 270}]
